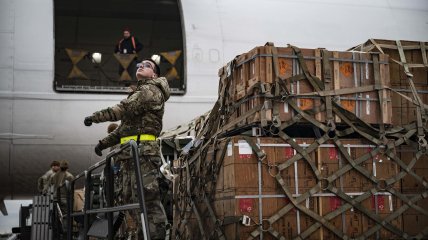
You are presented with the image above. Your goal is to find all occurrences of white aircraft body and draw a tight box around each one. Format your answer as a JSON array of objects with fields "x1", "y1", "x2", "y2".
[{"x1": 0, "y1": 0, "x2": 427, "y2": 215}]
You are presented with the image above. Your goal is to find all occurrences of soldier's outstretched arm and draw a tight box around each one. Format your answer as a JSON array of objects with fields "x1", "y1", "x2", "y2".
[
  {"x1": 84, "y1": 98, "x2": 129, "y2": 126},
  {"x1": 83, "y1": 86, "x2": 161, "y2": 127},
  {"x1": 84, "y1": 103, "x2": 125, "y2": 126},
  {"x1": 109, "y1": 89, "x2": 159, "y2": 115}
]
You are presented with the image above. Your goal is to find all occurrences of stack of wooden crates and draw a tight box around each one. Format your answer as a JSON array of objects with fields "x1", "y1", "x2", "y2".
[{"x1": 172, "y1": 40, "x2": 427, "y2": 239}]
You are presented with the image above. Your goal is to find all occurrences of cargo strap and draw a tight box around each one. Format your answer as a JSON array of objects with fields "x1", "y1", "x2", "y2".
[
  {"x1": 321, "y1": 49, "x2": 334, "y2": 125},
  {"x1": 421, "y1": 41, "x2": 428, "y2": 67},
  {"x1": 369, "y1": 38, "x2": 385, "y2": 54},
  {"x1": 268, "y1": 43, "x2": 282, "y2": 128},
  {"x1": 396, "y1": 40, "x2": 427, "y2": 150},
  {"x1": 372, "y1": 53, "x2": 386, "y2": 137},
  {"x1": 289, "y1": 45, "x2": 325, "y2": 92},
  {"x1": 285, "y1": 46, "x2": 382, "y2": 137}
]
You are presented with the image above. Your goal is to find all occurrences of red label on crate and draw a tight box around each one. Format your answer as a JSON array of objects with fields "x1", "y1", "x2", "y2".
[
  {"x1": 371, "y1": 196, "x2": 385, "y2": 211},
  {"x1": 279, "y1": 59, "x2": 288, "y2": 76},
  {"x1": 299, "y1": 98, "x2": 313, "y2": 110},
  {"x1": 239, "y1": 154, "x2": 253, "y2": 159},
  {"x1": 284, "y1": 147, "x2": 294, "y2": 159},
  {"x1": 239, "y1": 199, "x2": 253, "y2": 213},
  {"x1": 341, "y1": 100, "x2": 356, "y2": 112},
  {"x1": 340, "y1": 63, "x2": 353, "y2": 77},
  {"x1": 330, "y1": 197, "x2": 342, "y2": 211},
  {"x1": 367, "y1": 147, "x2": 380, "y2": 161},
  {"x1": 329, "y1": 148, "x2": 338, "y2": 160},
  {"x1": 238, "y1": 140, "x2": 253, "y2": 159}
]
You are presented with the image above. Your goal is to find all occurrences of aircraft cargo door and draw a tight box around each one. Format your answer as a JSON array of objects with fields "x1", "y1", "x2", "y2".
[{"x1": 53, "y1": 0, "x2": 185, "y2": 94}]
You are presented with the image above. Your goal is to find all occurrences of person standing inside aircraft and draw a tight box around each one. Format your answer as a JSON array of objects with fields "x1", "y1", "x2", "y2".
[
  {"x1": 114, "y1": 27, "x2": 143, "y2": 55},
  {"x1": 84, "y1": 59, "x2": 170, "y2": 239},
  {"x1": 114, "y1": 27, "x2": 143, "y2": 78},
  {"x1": 38, "y1": 160, "x2": 60, "y2": 194}
]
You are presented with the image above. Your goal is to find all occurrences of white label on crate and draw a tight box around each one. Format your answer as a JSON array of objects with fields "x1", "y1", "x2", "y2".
[
  {"x1": 227, "y1": 142, "x2": 233, "y2": 156},
  {"x1": 294, "y1": 161, "x2": 299, "y2": 195},
  {"x1": 373, "y1": 161, "x2": 377, "y2": 177},
  {"x1": 238, "y1": 140, "x2": 253, "y2": 155},
  {"x1": 284, "y1": 102, "x2": 289, "y2": 113},
  {"x1": 365, "y1": 62, "x2": 369, "y2": 79},
  {"x1": 366, "y1": 95, "x2": 370, "y2": 115}
]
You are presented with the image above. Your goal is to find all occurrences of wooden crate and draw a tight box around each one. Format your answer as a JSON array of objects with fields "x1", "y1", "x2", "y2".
[
  {"x1": 192, "y1": 136, "x2": 406, "y2": 239},
  {"x1": 349, "y1": 39, "x2": 428, "y2": 126},
  {"x1": 218, "y1": 45, "x2": 392, "y2": 129}
]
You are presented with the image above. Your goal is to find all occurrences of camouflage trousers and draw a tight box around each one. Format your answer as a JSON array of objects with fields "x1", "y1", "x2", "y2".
[{"x1": 114, "y1": 149, "x2": 167, "y2": 239}]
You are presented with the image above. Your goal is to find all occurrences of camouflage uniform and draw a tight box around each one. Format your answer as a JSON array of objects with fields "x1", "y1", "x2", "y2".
[
  {"x1": 38, "y1": 169, "x2": 55, "y2": 194},
  {"x1": 88, "y1": 77, "x2": 170, "y2": 239},
  {"x1": 50, "y1": 170, "x2": 75, "y2": 214}
]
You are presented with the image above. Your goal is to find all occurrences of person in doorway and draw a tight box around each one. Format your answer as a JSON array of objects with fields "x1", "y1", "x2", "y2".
[
  {"x1": 114, "y1": 27, "x2": 143, "y2": 55},
  {"x1": 114, "y1": 27, "x2": 143, "y2": 79}
]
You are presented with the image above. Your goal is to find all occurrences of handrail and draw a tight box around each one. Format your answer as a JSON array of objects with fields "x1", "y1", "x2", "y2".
[{"x1": 66, "y1": 140, "x2": 151, "y2": 240}]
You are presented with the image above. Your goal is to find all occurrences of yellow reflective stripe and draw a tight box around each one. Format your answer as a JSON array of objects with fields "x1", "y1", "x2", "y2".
[{"x1": 120, "y1": 134, "x2": 156, "y2": 144}]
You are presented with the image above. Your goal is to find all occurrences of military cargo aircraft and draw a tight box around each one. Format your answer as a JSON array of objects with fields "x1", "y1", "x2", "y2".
[{"x1": 0, "y1": 0, "x2": 427, "y2": 216}]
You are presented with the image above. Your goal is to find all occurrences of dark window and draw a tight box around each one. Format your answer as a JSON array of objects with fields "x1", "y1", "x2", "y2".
[{"x1": 54, "y1": 0, "x2": 185, "y2": 94}]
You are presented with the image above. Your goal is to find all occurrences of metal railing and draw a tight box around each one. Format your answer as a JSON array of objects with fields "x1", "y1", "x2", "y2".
[{"x1": 66, "y1": 140, "x2": 150, "y2": 240}]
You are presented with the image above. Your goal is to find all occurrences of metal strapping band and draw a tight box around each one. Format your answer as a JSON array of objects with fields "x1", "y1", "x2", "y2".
[
  {"x1": 421, "y1": 41, "x2": 428, "y2": 67},
  {"x1": 271, "y1": 45, "x2": 282, "y2": 128},
  {"x1": 203, "y1": 196, "x2": 225, "y2": 240},
  {"x1": 235, "y1": 53, "x2": 389, "y2": 68},
  {"x1": 369, "y1": 39, "x2": 385, "y2": 54}
]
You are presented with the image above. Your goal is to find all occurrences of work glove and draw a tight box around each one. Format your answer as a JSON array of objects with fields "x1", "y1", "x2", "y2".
[
  {"x1": 84, "y1": 116, "x2": 93, "y2": 126},
  {"x1": 95, "y1": 141, "x2": 104, "y2": 156}
]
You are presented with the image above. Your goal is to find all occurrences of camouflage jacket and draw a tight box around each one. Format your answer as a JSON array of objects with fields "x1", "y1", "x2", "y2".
[
  {"x1": 50, "y1": 170, "x2": 75, "y2": 198},
  {"x1": 38, "y1": 169, "x2": 55, "y2": 194},
  {"x1": 90, "y1": 77, "x2": 170, "y2": 155}
]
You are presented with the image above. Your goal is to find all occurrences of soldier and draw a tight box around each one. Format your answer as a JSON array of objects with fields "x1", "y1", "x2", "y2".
[
  {"x1": 50, "y1": 160, "x2": 74, "y2": 238},
  {"x1": 38, "y1": 160, "x2": 61, "y2": 194},
  {"x1": 84, "y1": 58, "x2": 170, "y2": 239},
  {"x1": 50, "y1": 160, "x2": 75, "y2": 214}
]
